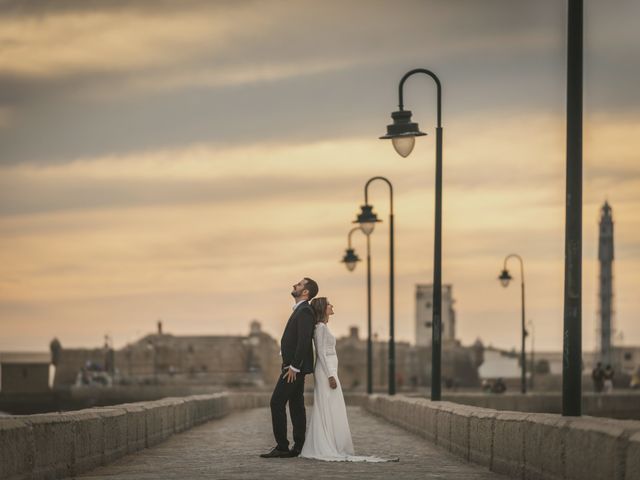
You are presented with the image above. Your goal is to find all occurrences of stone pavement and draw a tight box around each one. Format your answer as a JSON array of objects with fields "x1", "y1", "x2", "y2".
[{"x1": 77, "y1": 407, "x2": 510, "y2": 479}]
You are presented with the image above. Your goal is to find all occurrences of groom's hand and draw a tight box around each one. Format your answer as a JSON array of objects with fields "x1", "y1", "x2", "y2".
[
  {"x1": 329, "y1": 376, "x2": 337, "y2": 389},
  {"x1": 283, "y1": 367, "x2": 297, "y2": 383}
]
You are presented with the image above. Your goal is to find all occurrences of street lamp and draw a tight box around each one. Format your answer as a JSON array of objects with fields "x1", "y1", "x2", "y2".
[
  {"x1": 341, "y1": 227, "x2": 362, "y2": 272},
  {"x1": 354, "y1": 204, "x2": 381, "y2": 236},
  {"x1": 353, "y1": 176, "x2": 395, "y2": 395},
  {"x1": 380, "y1": 68, "x2": 444, "y2": 401},
  {"x1": 341, "y1": 226, "x2": 373, "y2": 394},
  {"x1": 498, "y1": 254, "x2": 527, "y2": 394},
  {"x1": 528, "y1": 319, "x2": 535, "y2": 390}
]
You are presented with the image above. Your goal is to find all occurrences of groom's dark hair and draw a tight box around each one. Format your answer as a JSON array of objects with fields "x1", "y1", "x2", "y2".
[{"x1": 303, "y1": 277, "x2": 319, "y2": 300}]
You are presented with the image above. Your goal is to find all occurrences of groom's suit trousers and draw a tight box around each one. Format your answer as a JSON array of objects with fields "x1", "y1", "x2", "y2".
[{"x1": 270, "y1": 368, "x2": 306, "y2": 451}]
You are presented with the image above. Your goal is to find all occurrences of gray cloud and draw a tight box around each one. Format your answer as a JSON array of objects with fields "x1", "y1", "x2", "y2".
[{"x1": 1, "y1": 0, "x2": 638, "y2": 166}]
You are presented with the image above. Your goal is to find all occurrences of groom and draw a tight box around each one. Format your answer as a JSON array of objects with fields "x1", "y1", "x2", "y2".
[{"x1": 260, "y1": 277, "x2": 318, "y2": 458}]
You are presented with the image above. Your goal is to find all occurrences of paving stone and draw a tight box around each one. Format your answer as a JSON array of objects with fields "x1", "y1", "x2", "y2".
[{"x1": 77, "y1": 407, "x2": 510, "y2": 479}]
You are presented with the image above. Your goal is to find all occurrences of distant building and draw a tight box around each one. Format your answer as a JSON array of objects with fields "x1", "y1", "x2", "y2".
[
  {"x1": 415, "y1": 284, "x2": 456, "y2": 347},
  {"x1": 335, "y1": 326, "x2": 480, "y2": 391},
  {"x1": 52, "y1": 320, "x2": 281, "y2": 389},
  {"x1": 335, "y1": 326, "x2": 416, "y2": 391},
  {"x1": 477, "y1": 347, "x2": 521, "y2": 379},
  {"x1": 598, "y1": 201, "x2": 615, "y2": 364},
  {"x1": 0, "y1": 352, "x2": 51, "y2": 393}
]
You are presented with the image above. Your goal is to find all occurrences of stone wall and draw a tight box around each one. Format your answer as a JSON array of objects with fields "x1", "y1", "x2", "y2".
[
  {"x1": 0, "y1": 392, "x2": 271, "y2": 480},
  {"x1": 440, "y1": 391, "x2": 640, "y2": 420},
  {"x1": 362, "y1": 394, "x2": 640, "y2": 480}
]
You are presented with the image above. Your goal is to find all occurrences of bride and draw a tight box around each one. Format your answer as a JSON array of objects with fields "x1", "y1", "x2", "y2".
[{"x1": 300, "y1": 297, "x2": 391, "y2": 462}]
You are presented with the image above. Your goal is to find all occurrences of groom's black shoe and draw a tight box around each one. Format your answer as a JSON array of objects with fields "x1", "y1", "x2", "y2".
[
  {"x1": 260, "y1": 447, "x2": 291, "y2": 458},
  {"x1": 289, "y1": 449, "x2": 301, "y2": 457}
]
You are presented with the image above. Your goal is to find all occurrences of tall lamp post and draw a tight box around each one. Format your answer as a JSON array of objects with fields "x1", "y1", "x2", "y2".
[
  {"x1": 353, "y1": 176, "x2": 395, "y2": 395},
  {"x1": 563, "y1": 0, "x2": 583, "y2": 417},
  {"x1": 380, "y1": 68, "x2": 444, "y2": 401},
  {"x1": 498, "y1": 254, "x2": 527, "y2": 394},
  {"x1": 341, "y1": 227, "x2": 374, "y2": 394},
  {"x1": 528, "y1": 319, "x2": 535, "y2": 391}
]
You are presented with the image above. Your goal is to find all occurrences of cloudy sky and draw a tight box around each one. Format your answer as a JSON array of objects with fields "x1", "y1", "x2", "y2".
[{"x1": 1, "y1": 0, "x2": 639, "y2": 355}]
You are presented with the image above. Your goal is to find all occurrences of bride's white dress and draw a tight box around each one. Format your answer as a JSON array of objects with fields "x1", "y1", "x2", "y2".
[{"x1": 300, "y1": 322, "x2": 389, "y2": 462}]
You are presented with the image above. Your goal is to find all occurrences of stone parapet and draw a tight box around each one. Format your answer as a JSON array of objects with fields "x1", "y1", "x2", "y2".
[
  {"x1": 0, "y1": 391, "x2": 270, "y2": 480},
  {"x1": 362, "y1": 394, "x2": 640, "y2": 480},
  {"x1": 440, "y1": 391, "x2": 640, "y2": 420}
]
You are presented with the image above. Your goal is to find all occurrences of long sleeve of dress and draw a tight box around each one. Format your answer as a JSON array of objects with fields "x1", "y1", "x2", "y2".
[{"x1": 315, "y1": 325, "x2": 337, "y2": 378}]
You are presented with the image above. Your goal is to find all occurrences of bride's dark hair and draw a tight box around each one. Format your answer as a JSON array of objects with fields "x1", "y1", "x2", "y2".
[{"x1": 310, "y1": 297, "x2": 328, "y2": 324}]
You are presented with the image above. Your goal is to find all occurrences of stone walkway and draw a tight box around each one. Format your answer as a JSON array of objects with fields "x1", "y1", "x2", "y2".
[{"x1": 77, "y1": 407, "x2": 510, "y2": 479}]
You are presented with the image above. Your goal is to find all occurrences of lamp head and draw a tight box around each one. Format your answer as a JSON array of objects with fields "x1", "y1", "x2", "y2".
[
  {"x1": 498, "y1": 269, "x2": 512, "y2": 288},
  {"x1": 353, "y1": 204, "x2": 381, "y2": 236},
  {"x1": 379, "y1": 109, "x2": 426, "y2": 157},
  {"x1": 341, "y1": 248, "x2": 361, "y2": 272}
]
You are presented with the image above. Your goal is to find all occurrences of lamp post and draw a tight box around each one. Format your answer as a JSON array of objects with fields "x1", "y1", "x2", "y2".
[
  {"x1": 498, "y1": 254, "x2": 527, "y2": 394},
  {"x1": 528, "y1": 319, "x2": 535, "y2": 390},
  {"x1": 563, "y1": 0, "x2": 583, "y2": 418},
  {"x1": 341, "y1": 226, "x2": 374, "y2": 394},
  {"x1": 380, "y1": 68, "x2": 443, "y2": 401},
  {"x1": 353, "y1": 176, "x2": 395, "y2": 395}
]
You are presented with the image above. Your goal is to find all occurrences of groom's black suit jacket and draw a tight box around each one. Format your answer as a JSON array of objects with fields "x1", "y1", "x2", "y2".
[{"x1": 280, "y1": 301, "x2": 315, "y2": 375}]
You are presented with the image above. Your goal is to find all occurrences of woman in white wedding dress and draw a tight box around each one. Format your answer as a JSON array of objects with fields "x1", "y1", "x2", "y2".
[{"x1": 300, "y1": 297, "x2": 391, "y2": 463}]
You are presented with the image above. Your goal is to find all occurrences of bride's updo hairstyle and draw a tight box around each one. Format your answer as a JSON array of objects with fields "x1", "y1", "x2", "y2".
[{"x1": 310, "y1": 297, "x2": 328, "y2": 324}]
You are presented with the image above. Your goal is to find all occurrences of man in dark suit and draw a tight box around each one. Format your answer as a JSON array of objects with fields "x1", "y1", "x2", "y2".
[{"x1": 260, "y1": 277, "x2": 318, "y2": 458}]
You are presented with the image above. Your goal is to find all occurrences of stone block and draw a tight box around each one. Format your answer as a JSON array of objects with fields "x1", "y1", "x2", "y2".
[
  {"x1": 65, "y1": 411, "x2": 103, "y2": 474},
  {"x1": 192, "y1": 395, "x2": 210, "y2": 424},
  {"x1": 468, "y1": 408, "x2": 495, "y2": 468},
  {"x1": 435, "y1": 404, "x2": 453, "y2": 449},
  {"x1": 213, "y1": 394, "x2": 230, "y2": 419},
  {"x1": 406, "y1": 399, "x2": 421, "y2": 434},
  {"x1": 97, "y1": 408, "x2": 128, "y2": 464},
  {"x1": 377, "y1": 395, "x2": 387, "y2": 418},
  {"x1": 522, "y1": 413, "x2": 568, "y2": 480},
  {"x1": 120, "y1": 404, "x2": 147, "y2": 453},
  {"x1": 172, "y1": 399, "x2": 189, "y2": 433},
  {"x1": 420, "y1": 401, "x2": 439, "y2": 443},
  {"x1": 564, "y1": 417, "x2": 628, "y2": 480},
  {"x1": 369, "y1": 395, "x2": 381, "y2": 417},
  {"x1": 626, "y1": 430, "x2": 640, "y2": 480},
  {"x1": 0, "y1": 417, "x2": 33, "y2": 480},
  {"x1": 143, "y1": 402, "x2": 172, "y2": 447},
  {"x1": 184, "y1": 399, "x2": 197, "y2": 429},
  {"x1": 491, "y1": 411, "x2": 528, "y2": 478},
  {"x1": 450, "y1": 405, "x2": 472, "y2": 460},
  {"x1": 206, "y1": 395, "x2": 217, "y2": 419},
  {"x1": 27, "y1": 413, "x2": 75, "y2": 480}
]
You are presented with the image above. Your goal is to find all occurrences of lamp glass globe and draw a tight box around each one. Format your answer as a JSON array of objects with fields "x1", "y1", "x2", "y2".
[{"x1": 392, "y1": 136, "x2": 415, "y2": 157}]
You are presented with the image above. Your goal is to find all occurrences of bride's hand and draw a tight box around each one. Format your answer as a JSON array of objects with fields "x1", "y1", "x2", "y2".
[{"x1": 329, "y1": 376, "x2": 337, "y2": 389}]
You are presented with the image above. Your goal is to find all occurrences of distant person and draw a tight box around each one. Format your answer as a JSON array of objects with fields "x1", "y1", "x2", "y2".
[
  {"x1": 260, "y1": 278, "x2": 318, "y2": 458},
  {"x1": 603, "y1": 364, "x2": 614, "y2": 393},
  {"x1": 630, "y1": 367, "x2": 640, "y2": 389},
  {"x1": 591, "y1": 362, "x2": 605, "y2": 393},
  {"x1": 491, "y1": 378, "x2": 506, "y2": 394}
]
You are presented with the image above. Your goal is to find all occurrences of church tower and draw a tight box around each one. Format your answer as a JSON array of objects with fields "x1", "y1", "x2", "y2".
[{"x1": 598, "y1": 201, "x2": 614, "y2": 364}]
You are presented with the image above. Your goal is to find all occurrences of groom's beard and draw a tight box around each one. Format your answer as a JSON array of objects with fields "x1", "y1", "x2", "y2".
[{"x1": 291, "y1": 290, "x2": 301, "y2": 299}]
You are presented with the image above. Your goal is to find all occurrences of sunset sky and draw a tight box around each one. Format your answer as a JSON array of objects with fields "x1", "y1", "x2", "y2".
[{"x1": 1, "y1": 0, "x2": 639, "y2": 354}]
